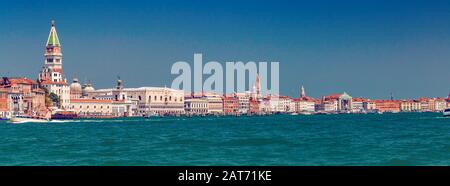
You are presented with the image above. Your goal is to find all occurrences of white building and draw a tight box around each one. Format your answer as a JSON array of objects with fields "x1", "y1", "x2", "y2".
[
  {"x1": 435, "y1": 98, "x2": 447, "y2": 111},
  {"x1": 203, "y1": 93, "x2": 223, "y2": 114},
  {"x1": 317, "y1": 100, "x2": 338, "y2": 112},
  {"x1": 69, "y1": 79, "x2": 138, "y2": 117},
  {"x1": 236, "y1": 92, "x2": 250, "y2": 114},
  {"x1": 294, "y1": 85, "x2": 316, "y2": 113},
  {"x1": 289, "y1": 100, "x2": 297, "y2": 113},
  {"x1": 184, "y1": 96, "x2": 208, "y2": 115},
  {"x1": 279, "y1": 96, "x2": 293, "y2": 113},
  {"x1": 351, "y1": 98, "x2": 368, "y2": 113},
  {"x1": 88, "y1": 82, "x2": 184, "y2": 115},
  {"x1": 294, "y1": 99, "x2": 315, "y2": 113},
  {"x1": 69, "y1": 99, "x2": 133, "y2": 117}
]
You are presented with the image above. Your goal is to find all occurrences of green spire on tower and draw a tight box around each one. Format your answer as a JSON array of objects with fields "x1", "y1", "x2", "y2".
[{"x1": 46, "y1": 20, "x2": 61, "y2": 46}]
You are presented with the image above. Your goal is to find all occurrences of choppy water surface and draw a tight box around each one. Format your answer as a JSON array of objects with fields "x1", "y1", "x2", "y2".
[{"x1": 0, "y1": 113, "x2": 449, "y2": 165}]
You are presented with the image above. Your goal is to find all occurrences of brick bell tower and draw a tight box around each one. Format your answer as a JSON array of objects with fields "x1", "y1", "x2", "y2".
[{"x1": 38, "y1": 20, "x2": 70, "y2": 109}]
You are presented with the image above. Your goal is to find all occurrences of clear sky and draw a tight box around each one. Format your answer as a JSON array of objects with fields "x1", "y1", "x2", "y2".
[{"x1": 1, "y1": 0, "x2": 449, "y2": 99}]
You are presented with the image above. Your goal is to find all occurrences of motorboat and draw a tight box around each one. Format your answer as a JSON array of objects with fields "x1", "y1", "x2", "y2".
[
  {"x1": 444, "y1": 108, "x2": 450, "y2": 117},
  {"x1": 9, "y1": 116, "x2": 50, "y2": 123}
]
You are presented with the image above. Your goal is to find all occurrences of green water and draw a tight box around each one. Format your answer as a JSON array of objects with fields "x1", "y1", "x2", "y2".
[{"x1": 0, "y1": 112, "x2": 448, "y2": 165}]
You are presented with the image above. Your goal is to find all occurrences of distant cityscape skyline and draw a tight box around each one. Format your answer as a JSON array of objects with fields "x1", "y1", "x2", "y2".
[{"x1": 1, "y1": 0, "x2": 449, "y2": 99}]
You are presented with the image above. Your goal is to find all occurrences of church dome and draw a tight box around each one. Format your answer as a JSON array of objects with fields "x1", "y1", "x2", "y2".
[
  {"x1": 70, "y1": 78, "x2": 82, "y2": 94},
  {"x1": 83, "y1": 83, "x2": 95, "y2": 93}
]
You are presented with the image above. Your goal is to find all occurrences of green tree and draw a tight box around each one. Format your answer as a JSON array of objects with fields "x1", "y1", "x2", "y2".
[
  {"x1": 48, "y1": 93, "x2": 61, "y2": 108},
  {"x1": 40, "y1": 86, "x2": 53, "y2": 108}
]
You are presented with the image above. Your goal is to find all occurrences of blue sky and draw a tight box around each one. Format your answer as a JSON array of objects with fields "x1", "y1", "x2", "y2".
[{"x1": 0, "y1": 0, "x2": 449, "y2": 99}]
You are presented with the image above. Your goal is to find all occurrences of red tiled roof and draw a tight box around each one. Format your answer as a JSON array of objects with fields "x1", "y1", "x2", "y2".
[
  {"x1": 324, "y1": 93, "x2": 341, "y2": 99},
  {"x1": 373, "y1": 100, "x2": 401, "y2": 103},
  {"x1": 70, "y1": 99, "x2": 113, "y2": 103},
  {"x1": 352, "y1": 97, "x2": 368, "y2": 102},
  {"x1": 1, "y1": 77, "x2": 38, "y2": 85},
  {"x1": 300, "y1": 96, "x2": 315, "y2": 101},
  {"x1": 435, "y1": 98, "x2": 446, "y2": 101},
  {"x1": 278, "y1": 96, "x2": 291, "y2": 99}
]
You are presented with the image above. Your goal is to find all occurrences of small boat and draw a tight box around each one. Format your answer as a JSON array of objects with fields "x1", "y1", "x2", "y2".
[
  {"x1": 298, "y1": 112, "x2": 313, "y2": 115},
  {"x1": 9, "y1": 116, "x2": 50, "y2": 123},
  {"x1": 443, "y1": 108, "x2": 450, "y2": 117},
  {"x1": 144, "y1": 111, "x2": 159, "y2": 118},
  {"x1": 52, "y1": 111, "x2": 78, "y2": 120},
  {"x1": 290, "y1": 113, "x2": 299, "y2": 116},
  {"x1": 0, "y1": 116, "x2": 10, "y2": 121}
]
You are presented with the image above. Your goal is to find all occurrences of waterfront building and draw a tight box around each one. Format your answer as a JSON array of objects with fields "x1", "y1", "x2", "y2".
[
  {"x1": 235, "y1": 92, "x2": 250, "y2": 114},
  {"x1": 203, "y1": 93, "x2": 223, "y2": 114},
  {"x1": 262, "y1": 95, "x2": 292, "y2": 113},
  {"x1": 38, "y1": 20, "x2": 70, "y2": 109},
  {"x1": 0, "y1": 88, "x2": 8, "y2": 118},
  {"x1": 70, "y1": 99, "x2": 111, "y2": 117},
  {"x1": 293, "y1": 98, "x2": 315, "y2": 113},
  {"x1": 69, "y1": 79, "x2": 138, "y2": 117},
  {"x1": 294, "y1": 85, "x2": 316, "y2": 113},
  {"x1": 374, "y1": 100, "x2": 401, "y2": 113},
  {"x1": 291, "y1": 99, "x2": 299, "y2": 113},
  {"x1": 289, "y1": 99, "x2": 297, "y2": 113},
  {"x1": 351, "y1": 98, "x2": 368, "y2": 113},
  {"x1": 434, "y1": 98, "x2": 447, "y2": 111},
  {"x1": 88, "y1": 83, "x2": 184, "y2": 115},
  {"x1": 0, "y1": 77, "x2": 48, "y2": 117},
  {"x1": 184, "y1": 95, "x2": 208, "y2": 115},
  {"x1": 417, "y1": 97, "x2": 434, "y2": 112},
  {"x1": 256, "y1": 95, "x2": 274, "y2": 113},
  {"x1": 314, "y1": 99, "x2": 322, "y2": 112},
  {"x1": 363, "y1": 100, "x2": 377, "y2": 111},
  {"x1": 69, "y1": 99, "x2": 134, "y2": 117},
  {"x1": 322, "y1": 92, "x2": 353, "y2": 112},
  {"x1": 279, "y1": 96, "x2": 293, "y2": 113},
  {"x1": 263, "y1": 95, "x2": 280, "y2": 113},
  {"x1": 248, "y1": 97, "x2": 260, "y2": 114},
  {"x1": 400, "y1": 100, "x2": 421, "y2": 112},
  {"x1": 320, "y1": 100, "x2": 339, "y2": 112},
  {"x1": 223, "y1": 94, "x2": 239, "y2": 115}
]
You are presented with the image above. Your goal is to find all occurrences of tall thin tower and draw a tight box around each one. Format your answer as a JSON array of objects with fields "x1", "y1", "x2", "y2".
[
  {"x1": 300, "y1": 85, "x2": 305, "y2": 98},
  {"x1": 38, "y1": 20, "x2": 70, "y2": 109}
]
